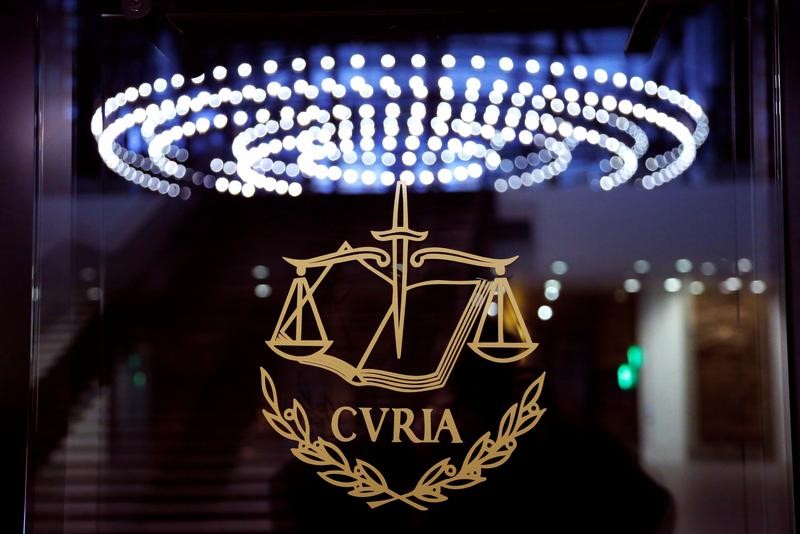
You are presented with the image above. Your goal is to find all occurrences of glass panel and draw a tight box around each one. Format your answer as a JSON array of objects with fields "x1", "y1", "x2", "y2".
[{"x1": 27, "y1": 1, "x2": 794, "y2": 532}]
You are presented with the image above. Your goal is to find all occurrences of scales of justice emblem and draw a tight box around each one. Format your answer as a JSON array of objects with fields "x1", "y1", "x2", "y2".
[{"x1": 259, "y1": 182, "x2": 546, "y2": 510}]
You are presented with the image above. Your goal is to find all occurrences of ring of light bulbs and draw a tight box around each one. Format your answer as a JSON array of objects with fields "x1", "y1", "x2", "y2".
[{"x1": 93, "y1": 53, "x2": 709, "y2": 199}]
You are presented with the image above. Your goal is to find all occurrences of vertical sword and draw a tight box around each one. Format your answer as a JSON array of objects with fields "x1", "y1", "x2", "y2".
[{"x1": 371, "y1": 182, "x2": 428, "y2": 358}]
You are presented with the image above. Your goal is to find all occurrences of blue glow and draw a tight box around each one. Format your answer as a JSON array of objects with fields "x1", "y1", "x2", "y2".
[{"x1": 98, "y1": 26, "x2": 715, "y2": 198}]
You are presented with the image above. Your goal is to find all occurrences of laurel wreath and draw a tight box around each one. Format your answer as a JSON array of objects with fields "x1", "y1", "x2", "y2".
[{"x1": 260, "y1": 367, "x2": 546, "y2": 510}]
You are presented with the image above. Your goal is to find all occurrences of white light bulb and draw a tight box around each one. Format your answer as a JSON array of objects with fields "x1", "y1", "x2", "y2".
[
  {"x1": 320, "y1": 56, "x2": 335, "y2": 70},
  {"x1": 263, "y1": 60, "x2": 278, "y2": 74},
  {"x1": 212, "y1": 66, "x2": 227, "y2": 80},
  {"x1": 380, "y1": 54, "x2": 395, "y2": 68},
  {"x1": 537, "y1": 305, "x2": 553, "y2": 321},
  {"x1": 550, "y1": 62, "x2": 565, "y2": 76},
  {"x1": 350, "y1": 54, "x2": 365, "y2": 69},
  {"x1": 291, "y1": 58, "x2": 306, "y2": 72},
  {"x1": 664, "y1": 278, "x2": 682, "y2": 292},
  {"x1": 237, "y1": 63, "x2": 252, "y2": 77}
]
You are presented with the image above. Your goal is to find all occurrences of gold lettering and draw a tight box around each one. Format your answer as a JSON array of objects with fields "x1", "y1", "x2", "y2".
[
  {"x1": 391, "y1": 408, "x2": 421, "y2": 443},
  {"x1": 433, "y1": 408, "x2": 462, "y2": 443},
  {"x1": 360, "y1": 407, "x2": 389, "y2": 442},
  {"x1": 332, "y1": 406, "x2": 462, "y2": 443},
  {"x1": 422, "y1": 408, "x2": 433, "y2": 442},
  {"x1": 331, "y1": 406, "x2": 357, "y2": 442}
]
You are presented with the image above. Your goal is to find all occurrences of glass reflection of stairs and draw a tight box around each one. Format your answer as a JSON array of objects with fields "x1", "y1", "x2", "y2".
[{"x1": 266, "y1": 182, "x2": 537, "y2": 393}]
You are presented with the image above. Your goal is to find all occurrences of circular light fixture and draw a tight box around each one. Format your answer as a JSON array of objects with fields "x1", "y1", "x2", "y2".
[{"x1": 93, "y1": 53, "x2": 709, "y2": 199}]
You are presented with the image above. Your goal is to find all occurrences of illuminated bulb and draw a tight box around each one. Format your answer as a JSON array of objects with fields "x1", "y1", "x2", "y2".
[
  {"x1": 550, "y1": 61, "x2": 565, "y2": 76},
  {"x1": 361, "y1": 170, "x2": 376, "y2": 185},
  {"x1": 471, "y1": 55, "x2": 485, "y2": 69},
  {"x1": 544, "y1": 286, "x2": 560, "y2": 300},
  {"x1": 196, "y1": 117, "x2": 210, "y2": 133},
  {"x1": 723, "y1": 277, "x2": 742, "y2": 292},
  {"x1": 381, "y1": 54, "x2": 395, "y2": 68},
  {"x1": 213, "y1": 114, "x2": 228, "y2": 128},
  {"x1": 594, "y1": 69, "x2": 608, "y2": 83},
  {"x1": 233, "y1": 110, "x2": 248, "y2": 126},
  {"x1": 675, "y1": 258, "x2": 693, "y2": 273},
  {"x1": 623, "y1": 279, "x2": 641, "y2": 293},
  {"x1": 320, "y1": 56, "x2": 335, "y2": 70},
  {"x1": 288, "y1": 182, "x2": 302, "y2": 197},
  {"x1": 525, "y1": 59, "x2": 540, "y2": 73},
  {"x1": 551, "y1": 260, "x2": 568, "y2": 275},
  {"x1": 700, "y1": 262, "x2": 716, "y2": 276},
  {"x1": 237, "y1": 63, "x2": 252, "y2": 77},
  {"x1": 350, "y1": 54, "x2": 365, "y2": 69},
  {"x1": 633, "y1": 260, "x2": 650, "y2": 274},
  {"x1": 750, "y1": 280, "x2": 766, "y2": 294},
  {"x1": 215, "y1": 177, "x2": 229, "y2": 192},
  {"x1": 737, "y1": 258, "x2": 752, "y2": 272},
  {"x1": 411, "y1": 54, "x2": 426, "y2": 68},
  {"x1": 689, "y1": 281, "x2": 705, "y2": 295},
  {"x1": 537, "y1": 305, "x2": 553, "y2": 321},
  {"x1": 263, "y1": 60, "x2": 278, "y2": 74},
  {"x1": 441, "y1": 54, "x2": 456, "y2": 68},
  {"x1": 212, "y1": 66, "x2": 227, "y2": 80},
  {"x1": 663, "y1": 278, "x2": 682, "y2": 292}
]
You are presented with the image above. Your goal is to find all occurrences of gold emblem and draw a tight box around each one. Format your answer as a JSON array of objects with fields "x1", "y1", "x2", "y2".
[{"x1": 260, "y1": 182, "x2": 546, "y2": 509}]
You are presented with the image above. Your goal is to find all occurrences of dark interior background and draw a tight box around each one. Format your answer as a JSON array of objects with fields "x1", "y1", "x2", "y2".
[{"x1": 2, "y1": 0, "x2": 799, "y2": 532}]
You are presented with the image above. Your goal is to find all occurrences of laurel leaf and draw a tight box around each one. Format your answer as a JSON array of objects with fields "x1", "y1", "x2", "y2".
[
  {"x1": 292, "y1": 399, "x2": 311, "y2": 442},
  {"x1": 291, "y1": 446, "x2": 328, "y2": 466},
  {"x1": 260, "y1": 364, "x2": 547, "y2": 510},
  {"x1": 318, "y1": 469, "x2": 360, "y2": 488},
  {"x1": 417, "y1": 458, "x2": 451, "y2": 487},
  {"x1": 415, "y1": 490, "x2": 448, "y2": 503},
  {"x1": 498, "y1": 403, "x2": 518, "y2": 439},
  {"x1": 348, "y1": 486, "x2": 385, "y2": 498},
  {"x1": 441, "y1": 475, "x2": 486, "y2": 490},
  {"x1": 315, "y1": 438, "x2": 349, "y2": 470},
  {"x1": 521, "y1": 373, "x2": 545, "y2": 411},
  {"x1": 514, "y1": 407, "x2": 546, "y2": 436},
  {"x1": 262, "y1": 410, "x2": 298, "y2": 441},
  {"x1": 260, "y1": 367, "x2": 279, "y2": 413},
  {"x1": 462, "y1": 432, "x2": 492, "y2": 468},
  {"x1": 355, "y1": 459, "x2": 388, "y2": 487},
  {"x1": 480, "y1": 449, "x2": 513, "y2": 469}
]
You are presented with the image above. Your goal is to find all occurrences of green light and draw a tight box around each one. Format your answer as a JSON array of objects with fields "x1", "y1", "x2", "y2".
[
  {"x1": 133, "y1": 371, "x2": 147, "y2": 387},
  {"x1": 617, "y1": 364, "x2": 636, "y2": 390},
  {"x1": 627, "y1": 345, "x2": 644, "y2": 369}
]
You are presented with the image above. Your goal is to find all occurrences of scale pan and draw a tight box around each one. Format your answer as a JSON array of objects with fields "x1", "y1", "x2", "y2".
[
  {"x1": 467, "y1": 341, "x2": 538, "y2": 364},
  {"x1": 266, "y1": 339, "x2": 333, "y2": 360}
]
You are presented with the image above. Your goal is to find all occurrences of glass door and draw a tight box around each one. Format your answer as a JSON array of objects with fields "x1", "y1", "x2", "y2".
[{"x1": 24, "y1": 1, "x2": 794, "y2": 532}]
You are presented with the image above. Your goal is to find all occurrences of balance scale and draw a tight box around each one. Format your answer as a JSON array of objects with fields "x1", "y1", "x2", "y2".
[{"x1": 266, "y1": 182, "x2": 537, "y2": 393}]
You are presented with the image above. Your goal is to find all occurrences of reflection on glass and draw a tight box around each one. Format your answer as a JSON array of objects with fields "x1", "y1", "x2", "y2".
[{"x1": 25, "y1": 1, "x2": 793, "y2": 533}]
